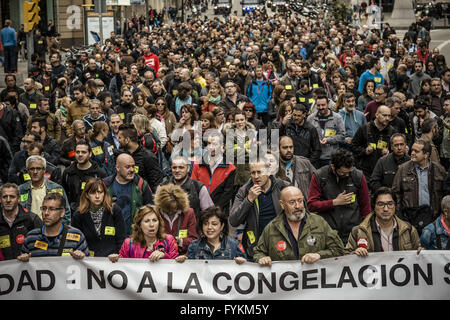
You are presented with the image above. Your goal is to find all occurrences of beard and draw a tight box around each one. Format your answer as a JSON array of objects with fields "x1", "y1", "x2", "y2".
[{"x1": 286, "y1": 209, "x2": 305, "y2": 222}]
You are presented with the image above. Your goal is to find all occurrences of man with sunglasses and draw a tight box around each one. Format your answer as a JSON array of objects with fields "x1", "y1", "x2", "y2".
[
  {"x1": 345, "y1": 187, "x2": 421, "y2": 256},
  {"x1": 219, "y1": 80, "x2": 249, "y2": 114}
]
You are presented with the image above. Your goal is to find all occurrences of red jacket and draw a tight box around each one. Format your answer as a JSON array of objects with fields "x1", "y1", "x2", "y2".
[
  {"x1": 191, "y1": 161, "x2": 236, "y2": 212},
  {"x1": 143, "y1": 53, "x2": 160, "y2": 76},
  {"x1": 162, "y1": 208, "x2": 198, "y2": 255},
  {"x1": 416, "y1": 49, "x2": 431, "y2": 65}
]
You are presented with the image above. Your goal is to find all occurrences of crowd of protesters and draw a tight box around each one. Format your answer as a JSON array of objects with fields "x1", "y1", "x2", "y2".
[{"x1": 0, "y1": 4, "x2": 449, "y2": 265}]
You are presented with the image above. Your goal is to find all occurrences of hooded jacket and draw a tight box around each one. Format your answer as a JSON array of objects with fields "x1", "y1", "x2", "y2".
[{"x1": 307, "y1": 110, "x2": 345, "y2": 161}]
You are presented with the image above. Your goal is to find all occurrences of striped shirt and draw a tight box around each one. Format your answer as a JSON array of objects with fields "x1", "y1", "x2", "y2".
[{"x1": 22, "y1": 224, "x2": 89, "y2": 257}]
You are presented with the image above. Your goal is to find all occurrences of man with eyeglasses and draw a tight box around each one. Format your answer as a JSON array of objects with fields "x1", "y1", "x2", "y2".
[
  {"x1": 345, "y1": 187, "x2": 421, "y2": 256},
  {"x1": 352, "y1": 105, "x2": 396, "y2": 178},
  {"x1": 307, "y1": 149, "x2": 371, "y2": 244},
  {"x1": 364, "y1": 84, "x2": 389, "y2": 122},
  {"x1": 370, "y1": 133, "x2": 410, "y2": 192},
  {"x1": 255, "y1": 186, "x2": 344, "y2": 266},
  {"x1": 17, "y1": 192, "x2": 89, "y2": 261},
  {"x1": 0, "y1": 183, "x2": 42, "y2": 260},
  {"x1": 219, "y1": 80, "x2": 249, "y2": 114},
  {"x1": 18, "y1": 155, "x2": 71, "y2": 225}
]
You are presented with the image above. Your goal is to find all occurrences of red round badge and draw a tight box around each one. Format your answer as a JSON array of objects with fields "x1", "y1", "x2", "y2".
[
  {"x1": 277, "y1": 240, "x2": 287, "y2": 251},
  {"x1": 16, "y1": 234, "x2": 25, "y2": 244}
]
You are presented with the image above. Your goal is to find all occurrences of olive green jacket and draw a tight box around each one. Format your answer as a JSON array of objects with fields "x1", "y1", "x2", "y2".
[
  {"x1": 345, "y1": 212, "x2": 420, "y2": 254},
  {"x1": 253, "y1": 211, "x2": 345, "y2": 262}
]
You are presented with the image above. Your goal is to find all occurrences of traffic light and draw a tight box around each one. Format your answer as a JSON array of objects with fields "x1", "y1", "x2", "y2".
[{"x1": 24, "y1": 0, "x2": 41, "y2": 32}]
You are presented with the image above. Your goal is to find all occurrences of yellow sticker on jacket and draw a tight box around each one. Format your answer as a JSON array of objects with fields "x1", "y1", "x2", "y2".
[
  {"x1": 369, "y1": 143, "x2": 377, "y2": 149},
  {"x1": 351, "y1": 194, "x2": 356, "y2": 203},
  {"x1": 89, "y1": 250, "x2": 95, "y2": 257},
  {"x1": 377, "y1": 140, "x2": 387, "y2": 149},
  {"x1": 247, "y1": 231, "x2": 256, "y2": 244},
  {"x1": 23, "y1": 173, "x2": 31, "y2": 181},
  {"x1": 34, "y1": 240, "x2": 48, "y2": 250},
  {"x1": 299, "y1": 97, "x2": 306, "y2": 102},
  {"x1": 308, "y1": 98, "x2": 315, "y2": 104},
  {"x1": 119, "y1": 113, "x2": 125, "y2": 120},
  {"x1": 38, "y1": 40, "x2": 43, "y2": 44},
  {"x1": 62, "y1": 248, "x2": 72, "y2": 256},
  {"x1": 134, "y1": 165, "x2": 139, "y2": 173},
  {"x1": 0, "y1": 235, "x2": 11, "y2": 248},
  {"x1": 105, "y1": 226, "x2": 116, "y2": 236},
  {"x1": 172, "y1": 90, "x2": 178, "y2": 96},
  {"x1": 178, "y1": 229, "x2": 188, "y2": 239},
  {"x1": 92, "y1": 146, "x2": 103, "y2": 156},
  {"x1": 285, "y1": 85, "x2": 293, "y2": 90},
  {"x1": 325, "y1": 129, "x2": 336, "y2": 137},
  {"x1": 45, "y1": 86, "x2": 50, "y2": 91},
  {"x1": 20, "y1": 193, "x2": 29, "y2": 202},
  {"x1": 30, "y1": 104, "x2": 37, "y2": 109},
  {"x1": 313, "y1": 83, "x2": 319, "y2": 88},
  {"x1": 66, "y1": 233, "x2": 81, "y2": 242},
  {"x1": 374, "y1": 77, "x2": 381, "y2": 83},
  {"x1": 81, "y1": 182, "x2": 86, "y2": 190},
  {"x1": 50, "y1": 188, "x2": 63, "y2": 195}
]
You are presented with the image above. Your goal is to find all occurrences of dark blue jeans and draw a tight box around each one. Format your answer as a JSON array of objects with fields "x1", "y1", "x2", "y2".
[{"x1": 3, "y1": 45, "x2": 17, "y2": 73}]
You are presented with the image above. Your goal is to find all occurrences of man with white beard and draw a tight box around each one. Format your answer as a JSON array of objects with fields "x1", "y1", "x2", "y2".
[{"x1": 253, "y1": 186, "x2": 345, "y2": 266}]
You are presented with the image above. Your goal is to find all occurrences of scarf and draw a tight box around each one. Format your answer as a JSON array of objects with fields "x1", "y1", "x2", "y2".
[
  {"x1": 208, "y1": 95, "x2": 221, "y2": 105},
  {"x1": 59, "y1": 105, "x2": 67, "y2": 117},
  {"x1": 175, "y1": 96, "x2": 192, "y2": 116},
  {"x1": 89, "y1": 206, "x2": 105, "y2": 236}
]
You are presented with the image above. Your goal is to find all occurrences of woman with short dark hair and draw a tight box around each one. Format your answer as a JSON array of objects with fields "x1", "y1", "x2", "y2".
[{"x1": 176, "y1": 206, "x2": 247, "y2": 264}]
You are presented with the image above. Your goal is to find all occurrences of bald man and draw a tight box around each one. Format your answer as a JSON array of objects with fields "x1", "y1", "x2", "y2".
[
  {"x1": 253, "y1": 186, "x2": 344, "y2": 266},
  {"x1": 103, "y1": 153, "x2": 154, "y2": 235},
  {"x1": 351, "y1": 105, "x2": 397, "y2": 177}
]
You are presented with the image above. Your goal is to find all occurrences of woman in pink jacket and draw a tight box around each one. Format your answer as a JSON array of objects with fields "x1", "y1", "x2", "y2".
[{"x1": 108, "y1": 204, "x2": 179, "y2": 262}]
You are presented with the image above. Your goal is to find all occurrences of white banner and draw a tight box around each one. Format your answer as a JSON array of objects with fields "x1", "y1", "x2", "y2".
[{"x1": 0, "y1": 251, "x2": 449, "y2": 300}]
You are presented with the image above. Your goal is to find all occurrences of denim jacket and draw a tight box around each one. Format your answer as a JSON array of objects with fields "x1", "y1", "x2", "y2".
[
  {"x1": 187, "y1": 236, "x2": 247, "y2": 261},
  {"x1": 420, "y1": 215, "x2": 449, "y2": 250},
  {"x1": 18, "y1": 178, "x2": 71, "y2": 225}
]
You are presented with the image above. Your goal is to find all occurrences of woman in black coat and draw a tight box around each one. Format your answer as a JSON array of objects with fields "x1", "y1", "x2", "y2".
[{"x1": 71, "y1": 177, "x2": 126, "y2": 257}]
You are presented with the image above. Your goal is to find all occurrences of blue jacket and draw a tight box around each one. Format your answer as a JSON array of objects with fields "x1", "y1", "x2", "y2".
[
  {"x1": 187, "y1": 236, "x2": 247, "y2": 261},
  {"x1": 420, "y1": 216, "x2": 449, "y2": 250},
  {"x1": 18, "y1": 178, "x2": 71, "y2": 225},
  {"x1": 247, "y1": 79, "x2": 272, "y2": 113},
  {"x1": 338, "y1": 108, "x2": 367, "y2": 138},
  {"x1": 1, "y1": 27, "x2": 17, "y2": 47},
  {"x1": 358, "y1": 70, "x2": 384, "y2": 93}
]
